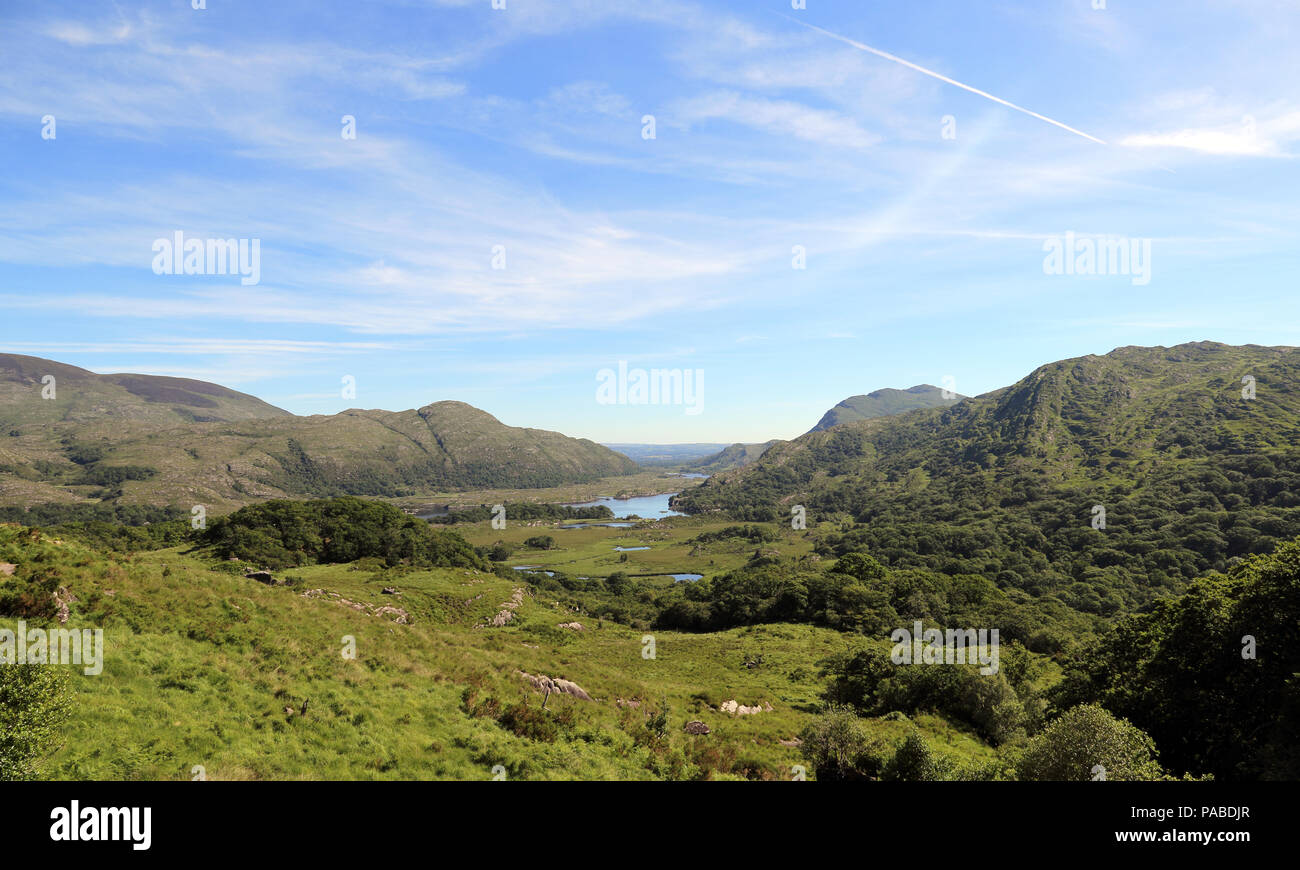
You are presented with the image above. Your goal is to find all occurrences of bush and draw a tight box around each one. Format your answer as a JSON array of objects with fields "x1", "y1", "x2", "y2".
[
  {"x1": 1015, "y1": 705, "x2": 1166, "y2": 781},
  {"x1": 798, "y1": 707, "x2": 883, "y2": 781},
  {"x1": 203, "y1": 497, "x2": 488, "y2": 571},
  {"x1": 0, "y1": 664, "x2": 73, "y2": 781},
  {"x1": 882, "y1": 728, "x2": 948, "y2": 781}
]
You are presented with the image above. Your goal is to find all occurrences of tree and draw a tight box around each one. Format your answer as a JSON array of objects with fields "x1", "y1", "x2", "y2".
[
  {"x1": 1015, "y1": 704, "x2": 1166, "y2": 781},
  {"x1": 834, "y1": 552, "x2": 888, "y2": 584},
  {"x1": 0, "y1": 664, "x2": 73, "y2": 781},
  {"x1": 605, "y1": 571, "x2": 631, "y2": 596},
  {"x1": 798, "y1": 707, "x2": 881, "y2": 781},
  {"x1": 883, "y1": 728, "x2": 945, "y2": 781}
]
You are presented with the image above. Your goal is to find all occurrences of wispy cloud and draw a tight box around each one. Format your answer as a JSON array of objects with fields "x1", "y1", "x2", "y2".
[
  {"x1": 676, "y1": 91, "x2": 880, "y2": 149},
  {"x1": 780, "y1": 15, "x2": 1107, "y2": 145},
  {"x1": 1121, "y1": 111, "x2": 1300, "y2": 157}
]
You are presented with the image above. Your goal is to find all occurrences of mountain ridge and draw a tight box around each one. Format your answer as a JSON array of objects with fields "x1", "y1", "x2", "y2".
[
  {"x1": 677, "y1": 341, "x2": 1300, "y2": 617},
  {"x1": 0, "y1": 354, "x2": 636, "y2": 510},
  {"x1": 809, "y1": 383, "x2": 964, "y2": 432}
]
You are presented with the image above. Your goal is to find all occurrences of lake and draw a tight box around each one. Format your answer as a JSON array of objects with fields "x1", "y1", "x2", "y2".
[{"x1": 564, "y1": 491, "x2": 683, "y2": 519}]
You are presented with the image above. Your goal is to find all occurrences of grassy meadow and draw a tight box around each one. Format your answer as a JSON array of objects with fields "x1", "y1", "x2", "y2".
[{"x1": 3, "y1": 516, "x2": 1007, "y2": 781}]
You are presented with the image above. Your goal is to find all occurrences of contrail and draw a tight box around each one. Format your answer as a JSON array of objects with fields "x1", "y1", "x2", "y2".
[{"x1": 781, "y1": 16, "x2": 1107, "y2": 145}]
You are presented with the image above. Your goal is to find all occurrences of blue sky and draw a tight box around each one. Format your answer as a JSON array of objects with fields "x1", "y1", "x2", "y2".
[{"x1": 2, "y1": 0, "x2": 1299, "y2": 443}]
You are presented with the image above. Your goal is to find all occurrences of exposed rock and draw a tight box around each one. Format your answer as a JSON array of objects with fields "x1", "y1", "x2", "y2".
[
  {"x1": 50, "y1": 586, "x2": 77, "y2": 625},
  {"x1": 244, "y1": 570, "x2": 277, "y2": 584},
  {"x1": 684, "y1": 720, "x2": 711, "y2": 735},
  {"x1": 778, "y1": 737, "x2": 803, "y2": 747},
  {"x1": 381, "y1": 586, "x2": 399, "y2": 595},
  {"x1": 557, "y1": 622, "x2": 584, "y2": 631},
  {"x1": 301, "y1": 588, "x2": 410, "y2": 624},
  {"x1": 720, "y1": 699, "x2": 773, "y2": 715},
  {"x1": 518, "y1": 670, "x2": 593, "y2": 701},
  {"x1": 484, "y1": 587, "x2": 526, "y2": 628},
  {"x1": 0, "y1": 562, "x2": 15, "y2": 576}
]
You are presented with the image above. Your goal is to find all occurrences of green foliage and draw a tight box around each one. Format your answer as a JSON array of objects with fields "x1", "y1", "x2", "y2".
[
  {"x1": 691, "y1": 524, "x2": 779, "y2": 544},
  {"x1": 432, "y1": 503, "x2": 614, "y2": 525},
  {"x1": 0, "y1": 501, "x2": 193, "y2": 553},
  {"x1": 679, "y1": 343, "x2": 1300, "y2": 623},
  {"x1": 818, "y1": 644, "x2": 1040, "y2": 746},
  {"x1": 74, "y1": 465, "x2": 157, "y2": 487},
  {"x1": 1057, "y1": 538, "x2": 1300, "y2": 780},
  {"x1": 523, "y1": 535, "x2": 556, "y2": 550},
  {"x1": 798, "y1": 706, "x2": 883, "y2": 781},
  {"x1": 0, "y1": 664, "x2": 73, "y2": 781},
  {"x1": 882, "y1": 728, "x2": 948, "y2": 781},
  {"x1": 653, "y1": 546, "x2": 1080, "y2": 651},
  {"x1": 202, "y1": 497, "x2": 488, "y2": 571},
  {"x1": 1015, "y1": 704, "x2": 1167, "y2": 781}
]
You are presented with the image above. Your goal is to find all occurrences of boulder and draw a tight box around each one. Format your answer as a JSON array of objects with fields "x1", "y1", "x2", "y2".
[{"x1": 518, "y1": 671, "x2": 593, "y2": 701}]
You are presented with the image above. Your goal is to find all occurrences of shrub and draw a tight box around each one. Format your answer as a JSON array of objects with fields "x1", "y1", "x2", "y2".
[
  {"x1": 0, "y1": 664, "x2": 73, "y2": 781},
  {"x1": 1015, "y1": 704, "x2": 1166, "y2": 781}
]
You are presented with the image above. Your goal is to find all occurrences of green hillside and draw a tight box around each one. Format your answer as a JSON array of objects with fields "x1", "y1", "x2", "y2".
[
  {"x1": 0, "y1": 353, "x2": 290, "y2": 425},
  {"x1": 7, "y1": 494, "x2": 1293, "y2": 781},
  {"x1": 679, "y1": 342, "x2": 1300, "y2": 618},
  {"x1": 5, "y1": 343, "x2": 1299, "y2": 782},
  {"x1": 0, "y1": 516, "x2": 997, "y2": 780},
  {"x1": 809, "y1": 384, "x2": 964, "y2": 432},
  {"x1": 688, "y1": 440, "x2": 780, "y2": 474},
  {"x1": 0, "y1": 356, "x2": 637, "y2": 511}
]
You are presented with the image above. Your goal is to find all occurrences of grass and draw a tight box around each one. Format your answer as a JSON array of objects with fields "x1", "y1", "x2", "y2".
[
  {"x1": 458, "y1": 513, "x2": 819, "y2": 583},
  {"x1": 3, "y1": 520, "x2": 1007, "y2": 781}
]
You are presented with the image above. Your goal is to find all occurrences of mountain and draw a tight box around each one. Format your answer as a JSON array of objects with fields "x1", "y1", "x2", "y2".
[
  {"x1": 0, "y1": 355, "x2": 636, "y2": 510},
  {"x1": 688, "y1": 440, "x2": 780, "y2": 474},
  {"x1": 0, "y1": 353, "x2": 290, "y2": 424},
  {"x1": 809, "y1": 384, "x2": 964, "y2": 432},
  {"x1": 678, "y1": 342, "x2": 1300, "y2": 620}
]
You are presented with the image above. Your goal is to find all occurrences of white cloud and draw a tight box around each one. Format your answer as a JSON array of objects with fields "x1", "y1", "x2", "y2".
[
  {"x1": 1121, "y1": 111, "x2": 1300, "y2": 157},
  {"x1": 676, "y1": 91, "x2": 879, "y2": 149}
]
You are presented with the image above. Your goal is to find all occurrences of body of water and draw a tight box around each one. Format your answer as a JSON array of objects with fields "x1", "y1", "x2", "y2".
[
  {"x1": 511, "y1": 566, "x2": 556, "y2": 577},
  {"x1": 413, "y1": 506, "x2": 449, "y2": 519},
  {"x1": 564, "y1": 491, "x2": 683, "y2": 519},
  {"x1": 560, "y1": 522, "x2": 635, "y2": 529}
]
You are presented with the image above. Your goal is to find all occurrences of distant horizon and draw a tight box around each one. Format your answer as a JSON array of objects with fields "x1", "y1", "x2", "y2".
[{"x1": 5, "y1": 336, "x2": 1283, "y2": 445}]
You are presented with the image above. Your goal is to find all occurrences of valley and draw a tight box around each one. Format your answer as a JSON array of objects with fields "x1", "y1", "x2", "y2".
[{"x1": 2, "y1": 342, "x2": 1298, "y2": 783}]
